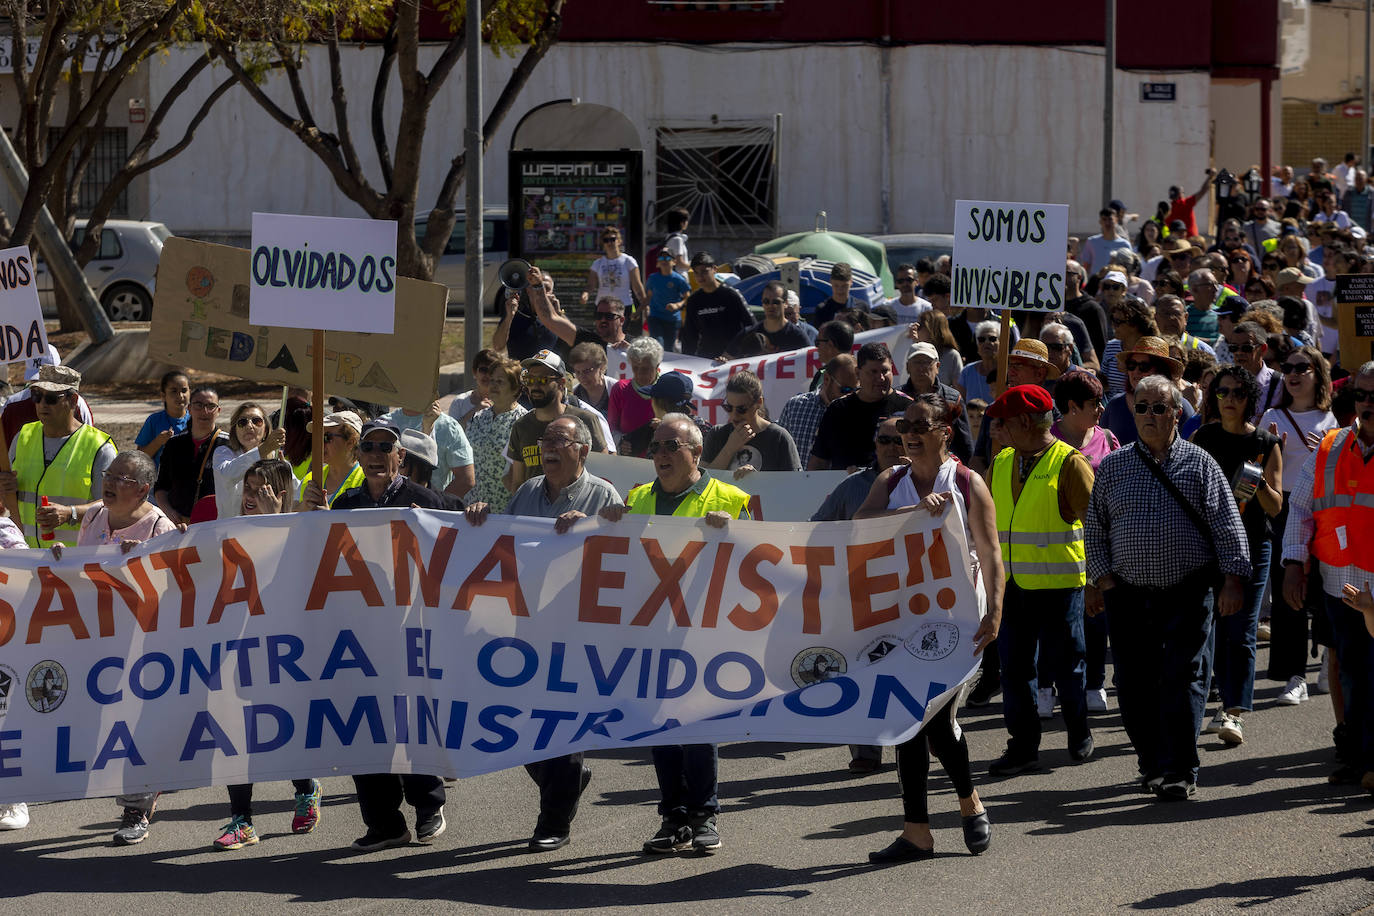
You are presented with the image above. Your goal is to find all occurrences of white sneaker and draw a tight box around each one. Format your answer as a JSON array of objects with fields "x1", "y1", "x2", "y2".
[
  {"x1": 0, "y1": 802, "x2": 29, "y2": 829},
  {"x1": 1204, "y1": 709, "x2": 1229, "y2": 734},
  {"x1": 1276, "y1": 676, "x2": 1308, "y2": 706},
  {"x1": 1257, "y1": 621, "x2": 1272, "y2": 642},
  {"x1": 1037, "y1": 687, "x2": 1055, "y2": 719},
  {"x1": 1086, "y1": 688, "x2": 1109, "y2": 712},
  {"x1": 1218, "y1": 714, "x2": 1244, "y2": 745},
  {"x1": 1315, "y1": 649, "x2": 1331, "y2": 695}
]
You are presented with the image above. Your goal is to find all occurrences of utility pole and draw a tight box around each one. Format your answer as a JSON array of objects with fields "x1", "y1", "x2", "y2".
[
  {"x1": 1364, "y1": 0, "x2": 1371, "y2": 168},
  {"x1": 0, "y1": 130, "x2": 112, "y2": 344},
  {"x1": 1103, "y1": 0, "x2": 1116, "y2": 208},
  {"x1": 463, "y1": 0, "x2": 483, "y2": 376}
]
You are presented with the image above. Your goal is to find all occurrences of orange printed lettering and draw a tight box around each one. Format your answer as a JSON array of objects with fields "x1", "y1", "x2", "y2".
[
  {"x1": 150, "y1": 547, "x2": 202, "y2": 628},
  {"x1": 701, "y1": 541, "x2": 735, "y2": 628},
  {"x1": 579, "y1": 535, "x2": 629, "y2": 624},
  {"x1": 85, "y1": 559, "x2": 159, "y2": 637},
  {"x1": 631, "y1": 538, "x2": 706, "y2": 627},
  {"x1": 392, "y1": 521, "x2": 457, "y2": 607},
  {"x1": 26, "y1": 567, "x2": 89, "y2": 644},
  {"x1": 726, "y1": 543, "x2": 783, "y2": 631},
  {"x1": 454, "y1": 534, "x2": 528, "y2": 616},
  {"x1": 847, "y1": 541, "x2": 901, "y2": 631},
  {"x1": 0, "y1": 571, "x2": 13, "y2": 646},
  {"x1": 306, "y1": 523, "x2": 385, "y2": 610},
  {"x1": 208, "y1": 538, "x2": 266, "y2": 624},
  {"x1": 788, "y1": 545, "x2": 835, "y2": 634}
]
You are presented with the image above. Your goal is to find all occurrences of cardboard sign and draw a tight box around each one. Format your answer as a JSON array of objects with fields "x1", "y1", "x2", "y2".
[
  {"x1": 249, "y1": 212, "x2": 398, "y2": 334},
  {"x1": 0, "y1": 245, "x2": 50, "y2": 367},
  {"x1": 1333, "y1": 274, "x2": 1374, "y2": 365},
  {"x1": 951, "y1": 200, "x2": 1069, "y2": 311},
  {"x1": 149, "y1": 238, "x2": 446, "y2": 407}
]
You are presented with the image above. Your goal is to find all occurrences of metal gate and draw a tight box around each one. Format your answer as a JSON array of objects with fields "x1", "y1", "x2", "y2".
[{"x1": 653, "y1": 117, "x2": 779, "y2": 237}]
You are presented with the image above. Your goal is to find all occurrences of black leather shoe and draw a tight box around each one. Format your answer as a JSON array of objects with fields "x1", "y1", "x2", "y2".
[
  {"x1": 528, "y1": 832, "x2": 570, "y2": 852},
  {"x1": 1069, "y1": 734, "x2": 1095, "y2": 762},
  {"x1": 962, "y1": 811, "x2": 991, "y2": 855},
  {"x1": 988, "y1": 749, "x2": 1039, "y2": 776},
  {"x1": 868, "y1": 836, "x2": 935, "y2": 864}
]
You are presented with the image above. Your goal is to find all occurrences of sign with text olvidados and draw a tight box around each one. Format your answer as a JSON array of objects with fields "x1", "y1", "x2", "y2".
[
  {"x1": 585, "y1": 453, "x2": 848, "y2": 522},
  {"x1": 0, "y1": 245, "x2": 50, "y2": 368},
  {"x1": 0, "y1": 506, "x2": 982, "y2": 801},
  {"x1": 951, "y1": 200, "x2": 1069, "y2": 311},
  {"x1": 249, "y1": 212, "x2": 398, "y2": 334},
  {"x1": 149, "y1": 238, "x2": 447, "y2": 408},
  {"x1": 608, "y1": 326, "x2": 910, "y2": 426}
]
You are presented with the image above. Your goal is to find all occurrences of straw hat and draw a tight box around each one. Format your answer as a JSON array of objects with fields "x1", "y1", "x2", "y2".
[
  {"x1": 1115, "y1": 335, "x2": 1184, "y2": 380},
  {"x1": 1008, "y1": 339, "x2": 1061, "y2": 380}
]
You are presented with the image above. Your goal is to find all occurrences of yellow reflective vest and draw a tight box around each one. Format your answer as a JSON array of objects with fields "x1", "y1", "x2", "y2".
[
  {"x1": 626, "y1": 474, "x2": 750, "y2": 518},
  {"x1": 990, "y1": 440, "x2": 1087, "y2": 589},
  {"x1": 301, "y1": 463, "x2": 365, "y2": 508},
  {"x1": 14, "y1": 421, "x2": 114, "y2": 547}
]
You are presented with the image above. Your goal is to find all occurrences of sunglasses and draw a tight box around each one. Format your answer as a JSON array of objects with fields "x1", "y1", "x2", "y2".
[
  {"x1": 1281, "y1": 362, "x2": 1313, "y2": 375},
  {"x1": 1134, "y1": 401, "x2": 1172, "y2": 415},
  {"x1": 1045, "y1": 342, "x2": 1069, "y2": 352},
  {"x1": 895, "y1": 419, "x2": 940, "y2": 435},
  {"x1": 523, "y1": 373, "x2": 558, "y2": 387},
  {"x1": 724, "y1": 402, "x2": 756, "y2": 415},
  {"x1": 236, "y1": 416, "x2": 265, "y2": 428},
  {"x1": 1232, "y1": 343, "x2": 1260, "y2": 354},
  {"x1": 359, "y1": 440, "x2": 396, "y2": 454},
  {"x1": 1215, "y1": 386, "x2": 1245, "y2": 400},
  {"x1": 1101, "y1": 283, "x2": 1125, "y2": 292},
  {"x1": 1124, "y1": 359, "x2": 1157, "y2": 373},
  {"x1": 976, "y1": 335, "x2": 999, "y2": 344},
  {"x1": 896, "y1": 277, "x2": 915, "y2": 284},
  {"x1": 875, "y1": 435, "x2": 904, "y2": 446},
  {"x1": 1352, "y1": 389, "x2": 1374, "y2": 403},
  {"x1": 35, "y1": 392, "x2": 68, "y2": 406},
  {"x1": 595, "y1": 312, "x2": 623, "y2": 321},
  {"x1": 645, "y1": 439, "x2": 687, "y2": 456}
]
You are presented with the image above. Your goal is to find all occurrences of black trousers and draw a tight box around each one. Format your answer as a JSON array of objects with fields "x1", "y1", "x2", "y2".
[
  {"x1": 897, "y1": 702, "x2": 975, "y2": 824},
  {"x1": 524, "y1": 753, "x2": 586, "y2": 834},
  {"x1": 352, "y1": 773, "x2": 445, "y2": 836},
  {"x1": 227, "y1": 779, "x2": 315, "y2": 820}
]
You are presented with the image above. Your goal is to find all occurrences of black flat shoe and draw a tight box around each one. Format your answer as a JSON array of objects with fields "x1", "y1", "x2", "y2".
[
  {"x1": 962, "y1": 811, "x2": 991, "y2": 855},
  {"x1": 528, "y1": 833, "x2": 570, "y2": 852},
  {"x1": 868, "y1": 836, "x2": 935, "y2": 864}
]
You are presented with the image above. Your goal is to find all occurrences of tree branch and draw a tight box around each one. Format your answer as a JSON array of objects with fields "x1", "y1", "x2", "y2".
[
  {"x1": 369, "y1": 15, "x2": 398, "y2": 190},
  {"x1": 325, "y1": 15, "x2": 365, "y2": 186},
  {"x1": 273, "y1": 40, "x2": 319, "y2": 131}
]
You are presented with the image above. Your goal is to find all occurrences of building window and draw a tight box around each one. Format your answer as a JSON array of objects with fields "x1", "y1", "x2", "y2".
[
  {"x1": 654, "y1": 123, "x2": 776, "y2": 235},
  {"x1": 50, "y1": 127, "x2": 128, "y2": 216}
]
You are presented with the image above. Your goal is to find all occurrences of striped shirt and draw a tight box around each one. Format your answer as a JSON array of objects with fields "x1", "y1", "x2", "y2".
[{"x1": 778, "y1": 390, "x2": 829, "y2": 467}]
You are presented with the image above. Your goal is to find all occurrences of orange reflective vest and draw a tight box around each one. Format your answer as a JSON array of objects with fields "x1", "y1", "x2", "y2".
[{"x1": 1310, "y1": 427, "x2": 1374, "y2": 573}]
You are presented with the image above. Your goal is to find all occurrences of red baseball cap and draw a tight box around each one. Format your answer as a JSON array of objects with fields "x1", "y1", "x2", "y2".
[{"x1": 986, "y1": 384, "x2": 1054, "y2": 419}]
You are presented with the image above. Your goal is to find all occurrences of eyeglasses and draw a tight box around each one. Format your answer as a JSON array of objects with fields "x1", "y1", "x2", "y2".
[
  {"x1": 595, "y1": 312, "x2": 623, "y2": 322},
  {"x1": 761, "y1": 297, "x2": 784, "y2": 305},
  {"x1": 724, "y1": 401, "x2": 756, "y2": 415},
  {"x1": 1124, "y1": 359, "x2": 1156, "y2": 373},
  {"x1": 895, "y1": 419, "x2": 940, "y2": 435},
  {"x1": 1101, "y1": 283, "x2": 1125, "y2": 292},
  {"x1": 1352, "y1": 388, "x2": 1374, "y2": 402},
  {"x1": 875, "y1": 435, "x2": 904, "y2": 446},
  {"x1": 359, "y1": 440, "x2": 396, "y2": 454},
  {"x1": 538, "y1": 435, "x2": 576, "y2": 449},
  {"x1": 976, "y1": 335, "x2": 999, "y2": 344},
  {"x1": 572, "y1": 365, "x2": 601, "y2": 378},
  {"x1": 1232, "y1": 343, "x2": 1260, "y2": 354},
  {"x1": 1215, "y1": 386, "x2": 1245, "y2": 400},
  {"x1": 191, "y1": 401, "x2": 219, "y2": 411},
  {"x1": 1133, "y1": 401, "x2": 1172, "y2": 415},
  {"x1": 645, "y1": 439, "x2": 687, "y2": 456},
  {"x1": 1281, "y1": 362, "x2": 1313, "y2": 375},
  {"x1": 105, "y1": 473, "x2": 140, "y2": 488},
  {"x1": 35, "y1": 392, "x2": 67, "y2": 405},
  {"x1": 1045, "y1": 342, "x2": 1069, "y2": 352},
  {"x1": 236, "y1": 416, "x2": 265, "y2": 428},
  {"x1": 523, "y1": 373, "x2": 558, "y2": 387}
]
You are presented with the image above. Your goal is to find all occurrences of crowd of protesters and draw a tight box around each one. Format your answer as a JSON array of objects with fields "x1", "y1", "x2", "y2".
[{"x1": 1, "y1": 178, "x2": 1374, "y2": 868}]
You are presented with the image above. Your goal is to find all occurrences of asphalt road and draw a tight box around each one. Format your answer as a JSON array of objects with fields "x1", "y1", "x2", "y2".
[{"x1": 2, "y1": 646, "x2": 1372, "y2": 916}]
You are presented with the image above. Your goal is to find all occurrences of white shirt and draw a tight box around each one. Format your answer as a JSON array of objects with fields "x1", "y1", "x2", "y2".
[
  {"x1": 1260, "y1": 406, "x2": 1340, "y2": 493},
  {"x1": 590, "y1": 253, "x2": 639, "y2": 307},
  {"x1": 883, "y1": 296, "x2": 931, "y2": 323}
]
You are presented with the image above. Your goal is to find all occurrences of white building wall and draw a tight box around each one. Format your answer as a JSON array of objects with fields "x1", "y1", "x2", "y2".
[{"x1": 146, "y1": 42, "x2": 1211, "y2": 241}]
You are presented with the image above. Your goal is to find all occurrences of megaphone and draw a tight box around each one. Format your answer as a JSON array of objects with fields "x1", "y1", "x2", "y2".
[{"x1": 497, "y1": 258, "x2": 532, "y2": 291}]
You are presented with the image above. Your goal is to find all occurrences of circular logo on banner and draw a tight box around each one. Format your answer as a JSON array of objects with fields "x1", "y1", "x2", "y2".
[
  {"x1": 790, "y1": 647, "x2": 847, "y2": 688},
  {"x1": 856, "y1": 635, "x2": 902, "y2": 667},
  {"x1": 906, "y1": 622, "x2": 960, "y2": 662},
  {"x1": 26, "y1": 660, "x2": 68, "y2": 714},
  {"x1": 0, "y1": 663, "x2": 16, "y2": 722}
]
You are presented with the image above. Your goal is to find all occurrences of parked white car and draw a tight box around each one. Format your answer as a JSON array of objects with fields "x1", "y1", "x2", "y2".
[
  {"x1": 417, "y1": 207, "x2": 509, "y2": 313},
  {"x1": 35, "y1": 218, "x2": 170, "y2": 321}
]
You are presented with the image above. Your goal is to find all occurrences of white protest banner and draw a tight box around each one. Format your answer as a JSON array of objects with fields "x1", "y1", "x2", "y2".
[
  {"x1": 0, "y1": 506, "x2": 982, "y2": 801},
  {"x1": 610, "y1": 326, "x2": 910, "y2": 426},
  {"x1": 0, "y1": 245, "x2": 50, "y2": 368},
  {"x1": 585, "y1": 452, "x2": 848, "y2": 522},
  {"x1": 249, "y1": 213, "x2": 399, "y2": 334},
  {"x1": 951, "y1": 200, "x2": 1069, "y2": 311}
]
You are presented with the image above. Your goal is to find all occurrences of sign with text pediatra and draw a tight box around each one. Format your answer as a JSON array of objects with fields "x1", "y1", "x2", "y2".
[
  {"x1": 149, "y1": 238, "x2": 446, "y2": 408},
  {"x1": 249, "y1": 213, "x2": 398, "y2": 334},
  {"x1": 951, "y1": 200, "x2": 1069, "y2": 311},
  {"x1": 0, "y1": 245, "x2": 50, "y2": 368},
  {"x1": 1334, "y1": 274, "x2": 1374, "y2": 365}
]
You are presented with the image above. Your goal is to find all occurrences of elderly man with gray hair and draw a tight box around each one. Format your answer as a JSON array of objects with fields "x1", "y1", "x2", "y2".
[
  {"x1": 1086, "y1": 374, "x2": 1249, "y2": 800},
  {"x1": 465, "y1": 414, "x2": 621, "y2": 851}
]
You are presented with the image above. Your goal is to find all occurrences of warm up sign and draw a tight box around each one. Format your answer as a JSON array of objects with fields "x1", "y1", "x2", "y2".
[
  {"x1": 0, "y1": 507, "x2": 982, "y2": 802},
  {"x1": 951, "y1": 200, "x2": 1069, "y2": 311}
]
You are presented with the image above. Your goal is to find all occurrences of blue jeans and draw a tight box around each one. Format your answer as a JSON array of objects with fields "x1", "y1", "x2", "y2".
[
  {"x1": 1207, "y1": 539, "x2": 1270, "y2": 713},
  {"x1": 1044, "y1": 611, "x2": 1108, "y2": 691},
  {"x1": 1106, "y1": 568, "x2": 1214, "y2": 784},
  {"x1": 1325, "y1": 593, "x2": 1374, "y2": 773},
  {"x1": 651, "y1": 744, "x2": 719, "y2": 821},
  {"x1": 998, "y1": 580, "x2": 1089, "y2": 756},
  {"x1": 648, "y1": 316, "x2": 679, "y2": 352}
]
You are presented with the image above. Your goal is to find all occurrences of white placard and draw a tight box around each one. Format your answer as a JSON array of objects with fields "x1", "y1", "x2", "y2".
[
  {"x1": 0, "y1": 245, "x2": 50, "y2": 367},
  {"x1": 249, "y1": 213, "x2": 398, "y2": 333},
  {"x1": 951, "y1": 200, "x2": 1069, "y2": 311}
]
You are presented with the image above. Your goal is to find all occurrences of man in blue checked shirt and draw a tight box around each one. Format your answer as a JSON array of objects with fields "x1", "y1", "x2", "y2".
[{"x1": 1085, "y1": 375, "x2": 1249, "y2": 801}]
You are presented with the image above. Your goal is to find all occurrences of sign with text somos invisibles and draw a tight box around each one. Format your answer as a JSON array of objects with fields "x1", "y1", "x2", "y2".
[
  {"x1": 0, "y1": 246, "x2": 50, "y2": 368},
  {"x1": 951, "y1": 201, "x2": 1068, "y2": 312},
  {"x1": 249, "y1": 213, "x2": 398, "y2": 334}
]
